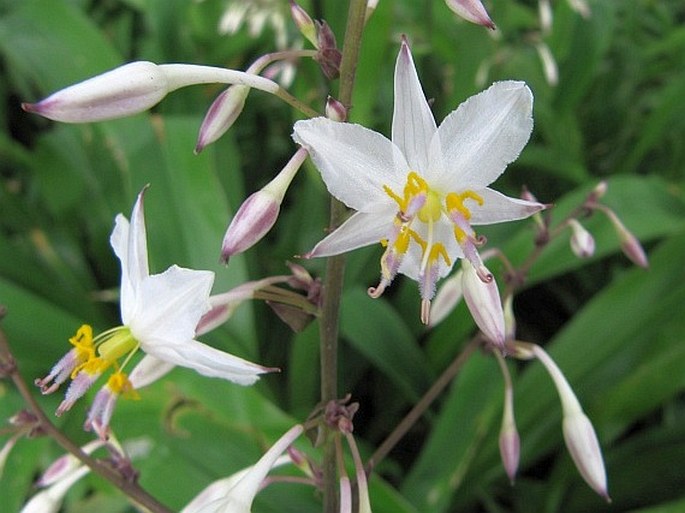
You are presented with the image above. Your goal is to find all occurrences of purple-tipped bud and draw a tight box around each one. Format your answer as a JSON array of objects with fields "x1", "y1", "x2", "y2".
[
  {"x1": 605, "y1": 209, "x2": 649, "y2": 268},
  {"x1": 325, "y1": 96, "x2": 347, "y2": 122},
  {"x1": 22, "y1": 62, "x2": 169, "y2": 123},
  {"x1": 499, "y1": 422, "x2": 520, "y2": 485},
  {"x1": 563, "y1": 411, "x2": 611, "y2": 502},
  {"x1": 461, "y1": 260, "x2": 505, "y2": 348},
  {"x1": 38, "y1": 440, "x2": 104, "y2": 487},
  {"x1": 315, "y1": 21, "x2": 342, "y2": 80},
  {"x1": 290, "y1": 1, "x2": 318, "y2": 47},
  {"x1": 568, "y1": 219, "x2": 595, "y2": 258},
  {"x1": 531, "y1": 344, "x2": 610, "y2": 501},
  {"x1": 445, "y1": 0, "x2": 496, "y2": 30},
  {"x1": 221, "y1": 190, "x2": 281, "y2": 263},
  {"x1": 221, "y1": 148, "x2": 308, "y2": 262},
  {"x1": 195, "y1": 85, "x2": 250, "y2": 153}
]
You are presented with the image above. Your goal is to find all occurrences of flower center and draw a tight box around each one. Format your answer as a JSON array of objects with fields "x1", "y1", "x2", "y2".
[
  {"x1": 69, "y1": 324, "x2": 140, "y2": 395},
  {"x1": 370, "y1": 171, "x2": 486, "y2": 323}
]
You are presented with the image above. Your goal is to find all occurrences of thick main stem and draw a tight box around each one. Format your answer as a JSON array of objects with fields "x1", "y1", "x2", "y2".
[{"x1": 319, "y1": 2, "x2": 368, "y2": 512}]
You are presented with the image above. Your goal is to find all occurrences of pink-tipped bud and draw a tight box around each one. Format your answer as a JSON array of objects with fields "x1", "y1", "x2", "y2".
[
  {"x1": 461, "y1": 260, "x2": 505, "y2": 348},
  {"x1": 22, "y1": 62, "x2": 169, "y2": 123},
  {"x1": 315, "y1": 21, "x2": 342, "y2": 80},
  {"x1": 568, "y1": 219, "x2": 595, "y2": 258},
  {"x1": 605, "y1": 209, "x2": 649, "y2": 268},
  {"x1": 221, "y1": 190, "x2": 281, "y2": 263},
  {"x1": 325, "y1": 96, "x2": 347, "y2": 122},
  {"x1": 195, "y1": 85, "x2": 250, "y2": 153},
  {"x1": 531, "y1": 344, "x2": 610, "y2": 501},
  {"x1": 221, "y1": 148, "x2": 308, "y2": 262},
  {"x1": 445, "y1": 0, "x2": 496, "y2": 30},
  {"x1": 495, "y1": 353, "x2": 519, "y2": 484},
  {"x1": 563, "y1": 411, "x2": 611, "y2": 502},
  {"x1": 290, "y1": 1, "x2": 318, "y2": 47}
]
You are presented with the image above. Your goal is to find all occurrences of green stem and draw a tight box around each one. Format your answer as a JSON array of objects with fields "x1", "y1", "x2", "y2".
[{"x1": 319, "y1": 2, "x2": 368, "y2": 512}]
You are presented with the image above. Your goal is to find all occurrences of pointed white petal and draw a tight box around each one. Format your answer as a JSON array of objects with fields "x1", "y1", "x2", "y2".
[
  {"x1": 293, "y1": 118, "x2": 407, "y2": 211},
  {"x1": 144, "y1": 338, "x2": 273, "y2": 385},
  {"x1": 305, "y1": 210, "x2": 393, "y2": 258},
  {"x1": 392, "y1": 39, "x2": 437, "y2": 172},
  {"x1": 470, "y1": 188, "x2": 545, "y2": 225},
  {"x1": 129, "y1": 265, "x2": 214, "y2": 345},
  {"x1": 128, "y1": 355, "x2": 175, "y2": 389},
  {"x1": 429, "y1": 81, "x2": 533, "y2": 189},
  {"x1": 110, "y1": 188, "x2": 151, "y2": 323}
]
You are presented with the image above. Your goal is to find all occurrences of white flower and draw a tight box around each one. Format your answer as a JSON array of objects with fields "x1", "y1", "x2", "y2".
[
  {"x1": 292, "y1": 39, "x2": 544, "y2": 323},
  {"x1": 36, "y1": 188, "x2": 273, "y2": 436},
  {"x1": 182, "y1": 424, "x2": 304, "y2": 513}
]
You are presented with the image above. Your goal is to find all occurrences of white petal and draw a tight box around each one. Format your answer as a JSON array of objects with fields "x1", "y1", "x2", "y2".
[
  {"x1": 293, "y1": 118, "x2": 408, "y2": 212},
  {"x1": 110, "y1": 188, "x2": 150, "y2": 324},
  {"x1": 128, "y1": 355, "x2": 175, "y2": 389},
  {"x1": 429, "y1": 81, "x2": 533, "y2": 189},
  {"x1": 305, "y1": 210, "x2": 393, "y2": 258},
  {"x1": 129, "y1": 265, "x2": 214, "y2": 345},
  {"x1": 144, "y1": 338, "x2": 273, "y2": 385},
  {"x1": 392, "y1": 39, "x2": 437, "y2": 172},
  {"x1": 470, "y1": 188, "x2": 545, "y2": 225}
]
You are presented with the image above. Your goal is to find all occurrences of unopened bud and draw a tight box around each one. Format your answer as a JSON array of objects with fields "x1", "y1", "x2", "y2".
[
  {"x1": 22, "y1": 62, "x2": 170, "y2": 123},
  {"x1": 444, "y1": 0, "x2": 496, "y2": 30},
  {"x1": 461, "y1": 260, "x2": 505, "y2": 348},
  {"x1": 315, "y1": 21, "x2": 342, "y2": 80},
  {"x1": 365, "y1": 0, "x2": 380, "y2": 23},
  {"x1": 503, "y1": 295, "x2": 516, "y2": 341},
  {"x1": 568, "y1": 219, "x2": 595, "y2": 258},
  {"x1": 325, "y1": 96, "x2": 347, "y2": 122},
  {"x1": 290, "y1": 1, "x2": 318, "y2": 47},
  {"x1": 538, "y1": 0, "x2": 553, "y2": 34},
  {"x1": 605, "y1": 209, "x2": 648, "y2": 268},
  {"x1": 221, "y1": 148, "x2": 308, "y2": 262},
  {"x1": 495, "y1": 352, "x2": 519, "y2": 483},
  {"x1": 535, "y1": 42, "x2": 558, "y2": 86},
  {"x1": 531, "y1": 344, "x2": 610, "y2": 501},
  {"x1": 195, "y1": 85, "x2": 250, "y2": 153}
]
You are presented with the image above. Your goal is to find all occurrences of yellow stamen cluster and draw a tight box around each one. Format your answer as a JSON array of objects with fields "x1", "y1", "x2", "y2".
[{"x1": 68, "y1": 324, "x2": 140, "y2": 395}]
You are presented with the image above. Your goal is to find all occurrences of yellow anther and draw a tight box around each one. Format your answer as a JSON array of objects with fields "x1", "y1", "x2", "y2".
[
  {"x1": 409, "y1": 229, "x2": 427, "y2": 253},
  {"x1": 446, "y1": 190, "x2": 484, "y2": 220},
  {"x1": 428, "y1": 243, "x2": 451, "y2": 266},
  {"x1": 454, "y1": 226, "x2": 468, "y2": 244},
  {"x1": 71, "y1": 356, "x2": 111, "y2": 379},
  {"x1": 383, "y1": 184, "x2": 406, "y2": 211},
  {"x1": 107, "y1": 372, "x2": 140, "y2": 399},
  {"x1": 394, "y1": 226, "x2": 411, "y2": 254}
]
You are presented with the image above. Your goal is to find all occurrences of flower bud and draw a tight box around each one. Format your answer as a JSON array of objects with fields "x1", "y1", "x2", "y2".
[
  {"x1": 535, "y1": 42, "x2": 559, "y2": 86},
  {"x1": 538, "y1": 0, "x2": 553, "y2": 34},
  {"x1": 503, "y1": 294, "x2": 516, "y2": 341},
  {"x1": 444, "y1": 0, "x2": 496, "y2": 30},
  {"x1": 195, "y1": 84, "x2": 250, "y2": 153},
  {"x1": 568, "y1": 219, "x2": 595, "y2": 258},
  {"x1": 22, "y1": 62, "x2": 169, "y2": 123},
  {"x1": 325, "y1": 96, "x2": 347, "y2": 122},
  {"x1": 221, "y1": 148, "x2": 308, "y2": 262},
  {"x1": 290, "y1": 1, "x2": 318, "y2": 47},
  {"x1": 461, "y1": 260, "x2": 505, "y2": 348},
  {"x1": 315, "y1": 21, "x2": 342, "y2": 80},
  {"x1": 495, "y1": 352, "x2": 519, "y2": 484},
  {"x1": 531, "y1": 344, "x2": 610, "y2": 501},
  {"x1": 605, "y1": 209, "x2": 649, "y2": 268}
]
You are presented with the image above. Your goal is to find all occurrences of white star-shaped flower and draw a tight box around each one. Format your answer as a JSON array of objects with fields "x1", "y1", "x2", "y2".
[{"x1": 293, "y1": 39, "x2": 544, "y2": 325}]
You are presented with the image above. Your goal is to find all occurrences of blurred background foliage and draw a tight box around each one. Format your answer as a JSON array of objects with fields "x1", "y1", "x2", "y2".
[{"x1": 1, "y1": 0, "x2": 684, "y2": 512}]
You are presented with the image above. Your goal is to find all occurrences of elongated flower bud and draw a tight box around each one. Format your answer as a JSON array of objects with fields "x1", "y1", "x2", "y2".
[
  {"x1": 290, "y1": 1, "x2": 318, "y2": 47},
  {"x1": 221, "y1": 148, "x2": 308, "y2": 262},
  {"x1": 531, "y1": 344, "x2": 610, "y2": 501},
  {"x1": 568, "y1": 219, "x2": 595, "y2": 258},
  {"x1": 461, "y1": 260, "x2": 505, "y2": 348},
  {"x1": 495, "y1": 352, "x2": 519, "y2": 483},
  {"x1": 604, "y1": 208, "x2": 648, "y2": 268},
  {"x1": 22, "y1": 62, "x2": 170, "y2": 123},
  {"x1": 445, "y1": 0, "x2": 496, "y2": 30},
  {"x1": 428, "y1": 270, "x2": 464, "y2": 328},
  {"x1": 195, "y1": 84, "x2": 250, "y2": 153}
]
